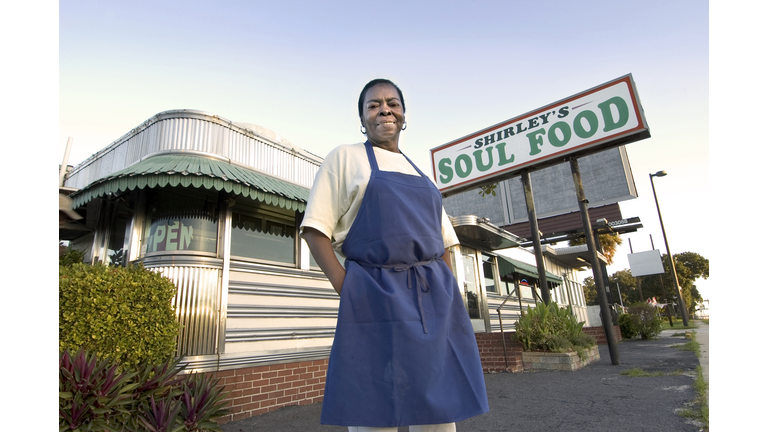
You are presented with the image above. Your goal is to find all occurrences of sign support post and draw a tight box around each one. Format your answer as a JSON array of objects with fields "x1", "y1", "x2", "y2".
[
  {"x1": 570, "y1": 157, "x2": 620, "y2": 365},
  {"x1": 593, "y1": 232, "x2": 615, "y2": 305},
  {"x1": 521, "y1": 170, "x2": 551, "y2": 304}
]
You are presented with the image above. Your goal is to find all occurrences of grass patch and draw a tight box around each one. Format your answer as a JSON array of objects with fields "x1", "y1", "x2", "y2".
[
  {"x1": 672, "y1": 331, "x2": 701, "y2": 357},
  {"x1": 688, "y1": 365, "x2": 709, "y2": 430},
  {"x1": 702, "y1": 319, "x2": 709, "y2": 325},
  {"x1": 673, "y1": 331, "x2": 708, "y2": 429},
  {"x1": 620, "y1": 367, "x2": 683, "y2": 377},
  {"x1": 661, "y1": 318, "x2": 697, "y2": 330}
]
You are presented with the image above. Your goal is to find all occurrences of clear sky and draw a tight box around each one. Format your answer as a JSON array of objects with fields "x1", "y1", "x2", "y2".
[
  {"x1": 58, "y1": 0, "x2": 712, "y2": 300},
  {"x1": 3, "y1": 1, "x2": 766, "y2": 428}
]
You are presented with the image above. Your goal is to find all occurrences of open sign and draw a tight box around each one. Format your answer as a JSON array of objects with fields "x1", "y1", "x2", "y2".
[{"x1": 146, "y1": 218, "x2": 217, "y2": 253}]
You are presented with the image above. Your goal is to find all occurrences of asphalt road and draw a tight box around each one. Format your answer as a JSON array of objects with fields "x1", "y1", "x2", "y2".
[{"x1": 222, "y1": 324, "x2": 708, "y2": 432}]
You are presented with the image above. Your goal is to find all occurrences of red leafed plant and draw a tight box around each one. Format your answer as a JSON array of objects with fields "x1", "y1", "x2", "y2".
[
  {"x1": 59, "y1": 348, "x2": 137, "y2": 431},
  {"x1": 138, "y1": 396, "x2": 184, "y2": 432},
  {"x1": 178, "y1": 373, "x2": 230, "y2": 431},
  {"x1": 60, "y1": 348, "x2": 229, "y2": 432}
]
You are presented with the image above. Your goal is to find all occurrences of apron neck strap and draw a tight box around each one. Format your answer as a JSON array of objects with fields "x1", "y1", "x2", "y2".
[
  {"x1": 364, "y1": 141, "x2": 429, "y2": 179},
  {"x1": 364, "y1": 141, "x2": 380, "y2": 172}
]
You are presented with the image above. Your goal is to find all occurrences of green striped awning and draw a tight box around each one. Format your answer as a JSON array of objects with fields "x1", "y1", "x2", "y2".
[
  {"x1": 69, "y1": 154, "x2": 310, "y2": 212},
  {"x1": 496, "y1": 256, "x2": 562, "y2": 284}
]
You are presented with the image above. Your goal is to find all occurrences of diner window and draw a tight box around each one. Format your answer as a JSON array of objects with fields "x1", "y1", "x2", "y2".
[
  {"x1": 143, "y1": 189, "x2": 219, "y2": 255},
  {"x1": 107, "y1": 205, "x2": 133, "y2": 266},
  {"x1": 230, "y1": 202, "x2": 296, "y2": 266},
  {"x1": 502, "y1": 280, "x2": 515, "y2": 296},
  {"x1": 481, "y1": 254, "x2": 497, "y2": 294}
]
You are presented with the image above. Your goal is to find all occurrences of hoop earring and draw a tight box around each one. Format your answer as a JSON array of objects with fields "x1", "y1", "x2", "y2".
[
  {"x1": 401, "y1": 122, "x2": 407, "y2": 131},
  {"x1": 360, "y1": 126, "x2": 366, "y2": 134}
]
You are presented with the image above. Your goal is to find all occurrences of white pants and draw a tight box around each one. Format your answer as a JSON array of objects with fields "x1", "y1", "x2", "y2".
[{"x1": 348, "y1": 423, "x2": 456, "y2": 432}]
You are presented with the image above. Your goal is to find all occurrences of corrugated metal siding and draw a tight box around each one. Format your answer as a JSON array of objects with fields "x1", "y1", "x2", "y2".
[
  {"x1": 222, "y1": 267, "x2": 337, "y2": 365},
  {"x1": 65, "y1": 110, "x2": 321, "y2": 191},
  {"x1": 150, "y1": 265, "x2": 223, "y2": 357},
  {"x1": 487, "y1": 294, "x2": 536, "y2": 332}
]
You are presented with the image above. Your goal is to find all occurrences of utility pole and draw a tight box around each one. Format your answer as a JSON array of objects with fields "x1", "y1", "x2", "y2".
[
  {"x1": 649, "y1": 171, "x2": 689, "y2": 326},
  {"x1": 650, "y1": 235, "x2": 674, "y2": 327},
  {"x1": 628, "y1": 238, "x2": 644, "y2": 301}
]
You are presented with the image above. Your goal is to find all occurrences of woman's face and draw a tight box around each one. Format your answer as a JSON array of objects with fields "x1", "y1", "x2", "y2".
[{"x1": 361, "y1": 83, "x2": 405, "y2": 149}]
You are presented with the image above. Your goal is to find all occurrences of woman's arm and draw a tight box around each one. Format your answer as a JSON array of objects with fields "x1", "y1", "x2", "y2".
[
  {"x1": 302, "y1": 227, "x2": 346, "y2": 295},
  {"x1": 441, "y1": 248, "x2": 453, "y2": 273}
]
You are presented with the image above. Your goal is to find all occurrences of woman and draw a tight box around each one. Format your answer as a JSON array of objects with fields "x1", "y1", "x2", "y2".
[{"x1": 301, "y1": 79, "x2": 488, "y2": 431}]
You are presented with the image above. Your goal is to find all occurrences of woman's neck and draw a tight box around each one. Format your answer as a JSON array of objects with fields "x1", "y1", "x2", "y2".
[{"x1": 369, "y1": 139, "x2": 399, "y2": 153}]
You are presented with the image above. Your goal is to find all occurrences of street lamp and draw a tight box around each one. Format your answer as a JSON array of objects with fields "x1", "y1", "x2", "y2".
[{"x1": 649, "y1": 171, "x2": 690, "y2": 326}]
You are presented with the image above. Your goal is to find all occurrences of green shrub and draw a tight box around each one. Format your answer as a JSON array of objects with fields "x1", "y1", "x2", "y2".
[
  {"x1": 59, "y1": 263, "x2": 181, "y2": 369},
  {"x1": 618, "y1": 313, "x2": 638, "y2": 339},
  {"x1": 514, "y1": 302, "x2": 596, "y2": 360},
  {"x1": 60, "y1": 347, "x2": 229, "y2": 432},
  {"x1": 59, "y1": 246, "x2": 86, "y2": 267},
  {"x1": 625, "y1": 302, "x2": 664, "y2": 340}
]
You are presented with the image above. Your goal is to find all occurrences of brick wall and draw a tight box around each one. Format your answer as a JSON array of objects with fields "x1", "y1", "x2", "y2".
[
  {"x1": 583, "y1": 325, "x2": 622, "y2": 344},
  {"x1": 475, "y1": 332, "x2": 524, "y2": 373},
  {"x1": 212, "y1": 359, "x2": 328, "y2": 424},
  {"x1": 213, "y1": 327, "x2": 619, "y2": 424}
]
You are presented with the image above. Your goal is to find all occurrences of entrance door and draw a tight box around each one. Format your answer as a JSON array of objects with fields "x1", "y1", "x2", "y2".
[{"x1": 461, "y1": 253, "x2": 487, "y2": 332}]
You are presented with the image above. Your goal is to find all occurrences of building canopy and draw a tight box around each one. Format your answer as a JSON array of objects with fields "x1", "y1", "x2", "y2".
[
  {"x1": 496, "y1": 255, "x2": 563, "y2": 284},
  {"x1": 69, "y1": 153, "x2": 309, "y2": 212}
]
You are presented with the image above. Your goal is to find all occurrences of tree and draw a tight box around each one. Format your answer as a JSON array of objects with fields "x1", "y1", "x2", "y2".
[
  {"x1": 610, "y1": 251, "x2": 708, "y2": 316},
  {"x1": 607, "y1": 269, "x2": 637, "y2": 306},
  {"x1": 583, "y1": 269, "x2": 635, "y2": 307},
  {"x1": 478, "y1": 183, "x2": 498, "y2": 197},
  {"x1": 581, "y1": 276, "x2": 598, "y2": 306},
  {"x1": 569, "y1": 233, "x2": 623, "y2": 265}
]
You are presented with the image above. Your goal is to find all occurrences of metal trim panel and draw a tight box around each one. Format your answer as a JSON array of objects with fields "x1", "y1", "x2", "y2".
[
  {"x1": 228, "y1": 280, "x2": 338, "y2": 300},
  {"x1": 216, "y1": 349, "x2": 331, "y2": 371},
  {"x1": 229, "y1": 260, "x2": 330, "y2": 280},
  {"x1": 450, "y1": 215, "x2": 521, "y2": 250},
  {"x1": 64, "y1": 110, "x2": 322, "y2": 192},
  {"x1": 227, "y1": 304, "x2": 339, "y2": 319},
  {"x1": 141, "y1": 254, "x2": 224, "y2": 268},
  {"x1": 225, "y1": 326, "x2": 336, "y2": 343}
]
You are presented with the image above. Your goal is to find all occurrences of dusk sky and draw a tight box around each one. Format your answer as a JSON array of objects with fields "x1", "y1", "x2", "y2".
[
  {"x1": 58, "y1": 0, "x2": 712, "y2": 299},
  {"x1": 4, "y1": 0, "x2": 764, "y2": 428}
]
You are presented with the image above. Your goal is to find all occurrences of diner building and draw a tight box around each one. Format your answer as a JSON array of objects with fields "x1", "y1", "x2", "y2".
[{"x1": 60, "y1": 109, "x2": 596, "y2": 422}]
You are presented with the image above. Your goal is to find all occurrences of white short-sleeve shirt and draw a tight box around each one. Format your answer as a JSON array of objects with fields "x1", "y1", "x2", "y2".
[{"x1": 300, "y1": 143, "x2": 460, "y2": 257}]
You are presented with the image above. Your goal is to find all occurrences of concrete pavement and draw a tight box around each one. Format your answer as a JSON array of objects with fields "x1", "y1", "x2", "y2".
[{"x1": 221, "y1": 321, "x2": 708, "y2": 432}]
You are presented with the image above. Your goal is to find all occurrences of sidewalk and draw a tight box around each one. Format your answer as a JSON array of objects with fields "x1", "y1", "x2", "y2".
[{"x1": 222, "y1": 322, "x2": 708, "y2": 432}]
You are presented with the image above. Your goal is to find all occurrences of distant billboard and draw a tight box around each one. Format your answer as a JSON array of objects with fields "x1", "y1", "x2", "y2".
[
  {"x1": 431, "y1": 74, "x2": 650, "y2": 196},
  {"x1": 628, "y1": 250, "x2": 665, "y2": 277}
]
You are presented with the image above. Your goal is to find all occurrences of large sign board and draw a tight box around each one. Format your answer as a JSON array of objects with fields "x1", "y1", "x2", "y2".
[
  {"x1": 431, "y1": 74, "x2": 650, "y2": 196},
  {"x1": 628, "y1": 250, "x2": 665, "y2": 277}
]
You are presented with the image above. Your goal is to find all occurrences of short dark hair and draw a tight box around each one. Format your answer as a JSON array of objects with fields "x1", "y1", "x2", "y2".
[{"x1": 357, "y1": 78, "x2": 406, "y2": 118}]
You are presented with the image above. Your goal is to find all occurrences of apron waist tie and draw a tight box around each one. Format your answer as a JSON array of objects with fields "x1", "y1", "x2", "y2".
[{"x1": 352, "y1": 258, "x2": 440, "y2": 334}]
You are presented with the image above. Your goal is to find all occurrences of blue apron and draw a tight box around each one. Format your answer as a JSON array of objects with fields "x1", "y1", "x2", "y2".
[{"x1": 320, "y1": 141, "x2": 489, "y2": 427}]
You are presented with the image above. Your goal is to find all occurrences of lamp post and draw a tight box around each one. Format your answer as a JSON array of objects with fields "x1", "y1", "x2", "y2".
[{"x1": 649, "y1": 171, "x2": 689, "y2": 326}]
